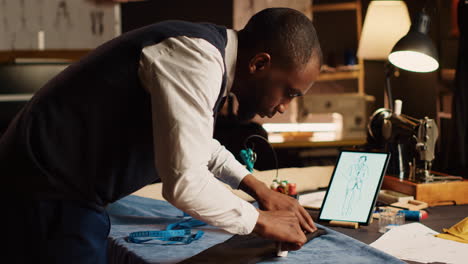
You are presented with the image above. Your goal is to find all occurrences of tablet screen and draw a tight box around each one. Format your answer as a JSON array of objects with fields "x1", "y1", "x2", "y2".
[{"x1": 319, "y1": 150, "x2": 390, "y2": 225}]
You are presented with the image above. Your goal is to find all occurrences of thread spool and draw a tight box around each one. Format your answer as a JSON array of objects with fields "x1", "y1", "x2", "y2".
[
  {"x1": 399, "y1": 210, "x2": 428, "y2": 221},
  {"x1": 394, "y1": 99, "x2": 402, "y2": 115},
  {"x1": 288, "y1": 183, "x2": 297, "y2": 195},
  {"x1": 270, "y1": 181, "x2": 279, "y2": 190},
  {"x1": 288, "y1": 183, "x2": 298, "y2": 199}
]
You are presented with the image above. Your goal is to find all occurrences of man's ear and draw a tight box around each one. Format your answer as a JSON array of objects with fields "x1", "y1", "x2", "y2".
[{"x1": 248, "y1": 53, "x2": 271, "y2": 74}]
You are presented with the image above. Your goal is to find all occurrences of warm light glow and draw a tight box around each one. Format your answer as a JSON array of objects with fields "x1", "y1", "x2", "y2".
[
  {"x1": 262, "y1": 115, "x2": 344, "y2": 143},
  {"x1": 388, "y1": 51, "x2": 439, "y2": 72},
  {"x1": 357, "y1": 0, "x2": 411, "y2": 60},
  {"x1": 262, "y1": 123, "x2": 339, "y2": 133}
]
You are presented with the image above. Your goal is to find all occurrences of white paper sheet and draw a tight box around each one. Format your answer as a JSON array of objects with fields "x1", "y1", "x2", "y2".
[
  {"x1": 299, "y1": 191, "x2": 326, "y2": 209},
  {"x1": 370, "y1": 222, "x2": 468, "y2": 264}
]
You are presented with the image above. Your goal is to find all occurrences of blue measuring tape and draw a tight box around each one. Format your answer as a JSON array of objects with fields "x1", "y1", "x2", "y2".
[{"x1": 127, "y1": 217, "x2": 206, "y2": 245}]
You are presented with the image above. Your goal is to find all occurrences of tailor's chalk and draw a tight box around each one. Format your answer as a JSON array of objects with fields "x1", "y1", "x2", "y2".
[{"x1": 277, "y1": 242, "x2": 288, "y2": 257}]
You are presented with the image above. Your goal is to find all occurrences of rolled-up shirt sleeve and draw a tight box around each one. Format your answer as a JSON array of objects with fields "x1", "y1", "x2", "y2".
[
  {"x1": 207, "y1": 139, "x2": 251, "y2": 189},
  {"x1": 138, "y1": 36, "x2": 258, "y2": 235}
]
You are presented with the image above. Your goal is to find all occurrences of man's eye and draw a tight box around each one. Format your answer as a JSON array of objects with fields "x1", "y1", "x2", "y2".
[{"x1": 288, "y1": 92, "x2": 302, "y2": 98}]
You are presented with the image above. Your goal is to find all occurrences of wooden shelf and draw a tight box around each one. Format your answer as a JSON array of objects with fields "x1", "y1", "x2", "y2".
[
  {"x1": 313, "y1": 2, "x2": 358, "y2": 12},
  {"x1": 317, "y1": 70, "x2": 360, "y2": 82},
  {"x1": 0, "y1": 50, "x2": 91, "y2": 63},
  {"x1": 312, "y1": 0, "x2": 364, "y2": 94}
]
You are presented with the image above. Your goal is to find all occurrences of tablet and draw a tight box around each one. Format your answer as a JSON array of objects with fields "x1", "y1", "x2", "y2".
[{"x1": 318, "y1": 150, "x2": 390, "y2": 225}]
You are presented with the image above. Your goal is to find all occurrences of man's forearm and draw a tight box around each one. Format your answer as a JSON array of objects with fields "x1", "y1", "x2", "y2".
[{"x1": 239, "y1": 174, "x2": 271, "y2": 201}]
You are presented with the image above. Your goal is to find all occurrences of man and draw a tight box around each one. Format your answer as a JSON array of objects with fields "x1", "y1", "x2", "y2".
[{"x1": 2, "y1": 8, "x2": 322, "y2": 263}]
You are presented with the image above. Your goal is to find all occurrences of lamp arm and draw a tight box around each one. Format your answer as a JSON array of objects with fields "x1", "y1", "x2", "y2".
[{"x1": 384, "y1": 62, "x2": 395, "y2": 111}]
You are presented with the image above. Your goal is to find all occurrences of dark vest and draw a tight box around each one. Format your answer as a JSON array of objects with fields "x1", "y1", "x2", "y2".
[{"x1": 0, "y1": 21, "x2": 228, "y2": 207}]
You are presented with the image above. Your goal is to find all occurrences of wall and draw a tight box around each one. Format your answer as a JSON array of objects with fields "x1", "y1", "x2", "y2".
[
  {"x1": 121, "y1": 0, "x2": 311, "y2": 32},
  {"x1": 0, "y1": 0, "x2": 119, "y2": 50},
  {"x1": 121, "y1": 0, "x2": 233, "y2": 33}
]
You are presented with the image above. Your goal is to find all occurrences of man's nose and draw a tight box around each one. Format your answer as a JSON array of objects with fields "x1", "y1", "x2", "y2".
[
  {"x1": 277, "y1": 103, "x2": 287, "y2": 114},
  {"x1": 277, "y1": 97, "x2": 294, "y2": 114}
]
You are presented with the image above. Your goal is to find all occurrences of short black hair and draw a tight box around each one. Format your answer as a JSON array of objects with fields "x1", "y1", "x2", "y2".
[{"x1": 238, "y1": 8, "x2": 322, "y2": 70}]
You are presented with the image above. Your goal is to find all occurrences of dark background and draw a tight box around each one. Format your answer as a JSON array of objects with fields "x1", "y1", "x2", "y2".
[{"x1": 0, "y1": 0, "x2": 462, "y2": 175}]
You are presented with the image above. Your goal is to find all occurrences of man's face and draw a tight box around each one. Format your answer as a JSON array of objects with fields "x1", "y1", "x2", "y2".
[{"x1": 234, "y1": 54, "x2": 320, "y2": 122}]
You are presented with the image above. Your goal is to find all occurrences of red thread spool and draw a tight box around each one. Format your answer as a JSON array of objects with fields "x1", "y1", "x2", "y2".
[{"x1": 288, "y1": 183, "x2": 297, "y2": 195}]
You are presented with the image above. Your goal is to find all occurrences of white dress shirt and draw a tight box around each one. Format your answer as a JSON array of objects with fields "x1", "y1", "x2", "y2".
[{"x1": 137, "y1": 29, "x2": 259, "y2": 235}]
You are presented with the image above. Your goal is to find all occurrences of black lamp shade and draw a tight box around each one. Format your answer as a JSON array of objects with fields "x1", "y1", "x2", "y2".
[{"x1": 388, "y1": 12, "x2": 439, "y2": 72}]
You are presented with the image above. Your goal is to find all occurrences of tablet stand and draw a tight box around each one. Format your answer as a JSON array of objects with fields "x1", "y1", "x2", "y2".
[{"x1": 329, "y1": 221, "x2": 359, "y2": 229}]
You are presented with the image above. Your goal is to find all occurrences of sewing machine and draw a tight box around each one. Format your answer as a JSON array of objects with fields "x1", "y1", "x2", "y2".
[
  {"x1": 298, "y1": 93, "x2": 375, "y2": 140},
  {"x1": 367, "y1": 102, "x2": 461, "y2": 183}
]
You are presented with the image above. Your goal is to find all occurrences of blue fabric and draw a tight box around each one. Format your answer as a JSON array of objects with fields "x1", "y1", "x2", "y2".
[
  {"x1": 106, "y1": 195, "x2": 404, "y2": 264},
  {"x1": 107, "y1": 195, "x2": 232, "y2": 264},
  {"x1": 259, "y1": 228, "x2": 403, "y2": 264}
]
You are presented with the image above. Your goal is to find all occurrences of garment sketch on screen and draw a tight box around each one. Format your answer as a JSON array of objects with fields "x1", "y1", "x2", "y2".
[{"x1": 341, "y1": 155, "x2": 369, "y2": 216}]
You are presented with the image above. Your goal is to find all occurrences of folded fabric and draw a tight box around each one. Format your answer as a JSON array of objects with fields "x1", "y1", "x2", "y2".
[{"x1": 435, "y1": 217, "x2": 468, "y2": 244}]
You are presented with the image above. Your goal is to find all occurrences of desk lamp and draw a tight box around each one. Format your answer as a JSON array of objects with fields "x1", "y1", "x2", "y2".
[
  {"x1": 363, "y1": 4, "x2": 447, "y2": 182},
  {"x1": 388, "y1": 11, "x2": 439, "y2": 73},
  {"x1": 386, "y1": 9, "x2": 440, "y2": 109}
]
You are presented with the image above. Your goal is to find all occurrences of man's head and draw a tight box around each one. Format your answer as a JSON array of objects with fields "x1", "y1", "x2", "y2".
[{"x1": 231, "y1": 8, "x2": 322, "y2": 121}]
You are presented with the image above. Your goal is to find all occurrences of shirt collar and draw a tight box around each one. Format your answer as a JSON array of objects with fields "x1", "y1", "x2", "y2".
[{"x1": 224, "y1": 29, "x2": 238, "y2": 97}]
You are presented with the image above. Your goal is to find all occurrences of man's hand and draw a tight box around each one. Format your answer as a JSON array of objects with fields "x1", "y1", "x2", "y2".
[
  {"x1": 253, "y1": 210, "x2": 306, "y2": 251},
  {"x1": 239, "y1": 174, "x2": 317, "y2": 235},
  {"x1": 257, "y1": 187, "x2": 317, "y2": 233}
]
